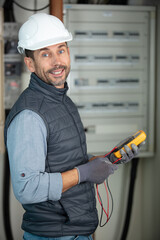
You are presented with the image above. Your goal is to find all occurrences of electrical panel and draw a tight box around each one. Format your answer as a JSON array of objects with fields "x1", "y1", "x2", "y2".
[
  {"x1": 64, "y1": 4, "x2": 156, "y2": 157},
  {"x1": 0, "y1": 8, "x2": 5, "y2": 154},
  {"x1": 4, "y1": 22, "x2": 21, "y2": 109}
]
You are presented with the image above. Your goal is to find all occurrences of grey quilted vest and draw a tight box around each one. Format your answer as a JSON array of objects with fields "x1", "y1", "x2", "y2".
[{"x1": 4, "y1": 73, "x2": 98, "y2": 237}]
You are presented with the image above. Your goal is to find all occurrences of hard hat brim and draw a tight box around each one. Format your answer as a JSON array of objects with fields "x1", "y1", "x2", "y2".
[{"x1": 17, "y1": 33, "x2": 73, "y2": 54}]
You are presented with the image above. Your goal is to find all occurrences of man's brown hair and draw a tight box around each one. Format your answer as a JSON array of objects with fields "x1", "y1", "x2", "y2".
[{"x1": 25, "y1": 49, "x2": 34, "y2": 59}]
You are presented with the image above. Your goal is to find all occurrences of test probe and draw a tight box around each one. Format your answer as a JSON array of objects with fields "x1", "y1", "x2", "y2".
[{"x1": 97, "y1": 130, "x2": 146, "y2": 226}]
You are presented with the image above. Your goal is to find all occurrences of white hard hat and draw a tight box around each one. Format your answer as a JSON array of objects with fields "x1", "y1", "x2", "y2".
[{"x1": 17, "y1": 13, "x2": 72, "y2": 54}]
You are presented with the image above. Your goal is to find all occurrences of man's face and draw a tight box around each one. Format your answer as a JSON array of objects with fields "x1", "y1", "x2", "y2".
[{"x1": 24, "y1": 42, "x2": 71, "y2": 89}]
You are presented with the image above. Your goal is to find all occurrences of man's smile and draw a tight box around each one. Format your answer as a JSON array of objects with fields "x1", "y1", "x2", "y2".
[
  {"x1": 48, "y1": 66, "x2": 66, "y2": 77},
  {"x1": 52, "y1": 69, "x2": 63, "y2": 75}
]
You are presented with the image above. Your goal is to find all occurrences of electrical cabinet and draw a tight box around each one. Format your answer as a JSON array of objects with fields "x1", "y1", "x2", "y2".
[
  {"x1": 0, "y1": 8, "x2": 5, "y2": 154},
  {"x1": 64, "y1": 4, "x2": 156, "y2": 157},
  {"x1": 4, "y1": 22, "x2": 21, "y2": 109}
]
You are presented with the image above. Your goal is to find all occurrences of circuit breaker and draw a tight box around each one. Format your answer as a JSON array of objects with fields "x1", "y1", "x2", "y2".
[{"x1": 64, "y1": 4, "x2": 156, "y2": 157}]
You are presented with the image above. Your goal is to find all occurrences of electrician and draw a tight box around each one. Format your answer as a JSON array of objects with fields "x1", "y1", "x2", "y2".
[{"x1": 4, "y1": 13, "x2": 141, "y2": 240}]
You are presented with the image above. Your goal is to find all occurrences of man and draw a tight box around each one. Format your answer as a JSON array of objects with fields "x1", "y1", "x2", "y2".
[{"x1": 4, "y1": 13, "x2": 140, "y2": 240}]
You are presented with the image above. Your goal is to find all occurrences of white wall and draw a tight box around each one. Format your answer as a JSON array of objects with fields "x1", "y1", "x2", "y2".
[{"x1": 0, "y1": 1, "x2": 160, "y2": 240}]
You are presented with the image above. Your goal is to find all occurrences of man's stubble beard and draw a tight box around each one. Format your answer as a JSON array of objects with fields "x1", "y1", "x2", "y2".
[{"x1": 34, "y1": 64, "x2": 71, "y2": 87}]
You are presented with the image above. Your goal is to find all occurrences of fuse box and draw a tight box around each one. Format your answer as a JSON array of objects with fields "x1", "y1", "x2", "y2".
[{"x1": 64, "y1": 4, "x2": 156, "y2": 157}]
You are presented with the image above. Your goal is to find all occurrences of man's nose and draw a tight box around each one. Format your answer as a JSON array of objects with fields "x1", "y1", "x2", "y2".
[{"x1": 51, "y1": 54, "x2": 61, "y2": 66}]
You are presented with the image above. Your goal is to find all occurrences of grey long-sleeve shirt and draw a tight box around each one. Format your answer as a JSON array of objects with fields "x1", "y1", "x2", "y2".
[{"x1": 7, "y1": 109, "x2": 63, "y2": 204}]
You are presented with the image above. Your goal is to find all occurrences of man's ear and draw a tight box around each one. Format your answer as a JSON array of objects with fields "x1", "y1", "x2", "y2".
[{"x1": 24, "y1": 57, "x2": 35, "y2": 72}]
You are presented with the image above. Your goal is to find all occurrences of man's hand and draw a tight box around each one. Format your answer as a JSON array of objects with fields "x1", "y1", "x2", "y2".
[
  {"x1": 110, "y1": 142, "x2": 145, "y2": 164},
  {"x1": 76, "y1": 157, "x2": 118, "y2": 184}
]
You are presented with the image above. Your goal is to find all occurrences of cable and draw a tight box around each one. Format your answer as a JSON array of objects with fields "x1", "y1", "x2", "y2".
[
  {"x1": 77, "y1": 0, "x2": 89, "y2": 3},
  {"x1": 3, "y1": 0, "x2": 15, "y2": 22},
  {"x1": 97, "y1": 178, "x2": 114, "y2": 227},
  {"x1": 34, "y1": 0, "x2": 37, "y2": 13},
  {"x1": 97, "y1": 184, "x2": 109, "y2": 227},
  {"x1": 97, "y1": 151, "x2": 139, "y2": 230},
  {"x1": 106, "y1": 179, "x2": 114, "y2": 221},
  {"x1": 97, "y1": 148, "x2": 121, "y2": 226},
  {"x1": 97, "y1": 185, "x2": 107, "y2": 226},
  {"x1": 120, "y1": 158, "x2": 139, "y2": 240},
  {"x1": 13, "y1": 1, "x2": 49, "y2": 12},
  {"x1": 3, "y1": 149, "x2": 14, "y2": 240}
]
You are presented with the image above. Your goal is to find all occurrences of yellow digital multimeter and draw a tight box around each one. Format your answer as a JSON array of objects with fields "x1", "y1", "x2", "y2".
[{"x1": 113, "y1": 130, "x2": 146, "y2": 159}]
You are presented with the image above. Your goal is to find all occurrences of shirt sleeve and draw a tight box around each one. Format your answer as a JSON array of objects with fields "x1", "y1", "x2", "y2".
[{"x1": 7, "y1": 109, "x2": 63, "y2": 204}]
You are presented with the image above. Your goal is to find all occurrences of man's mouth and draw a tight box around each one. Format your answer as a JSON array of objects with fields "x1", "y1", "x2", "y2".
[
  {"x1": 49, "y1": 66, "x2": 65, "y2": 77},
  {"x1": 52, "y1": 69, "x2": 63, "y2": 75}
]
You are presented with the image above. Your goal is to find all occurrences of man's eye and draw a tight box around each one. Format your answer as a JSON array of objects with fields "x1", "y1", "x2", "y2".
[
  {"x1": 42, "y1": 53, "x2": 49, "y2": 57},
  {"x1": 59, "y1": 50, "x2": 64, "y2": 54}
]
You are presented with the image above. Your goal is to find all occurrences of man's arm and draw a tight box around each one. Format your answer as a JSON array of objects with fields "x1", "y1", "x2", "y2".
[
  {"x1": 61, "y1": 168, "x2": 79, "y2": 192},
  {"x1": 61, "y1": 154, "x2": 107, "y2": 192},
  {"x1": 7, "y1": 110, "x2": 63, "y2": 204}
]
